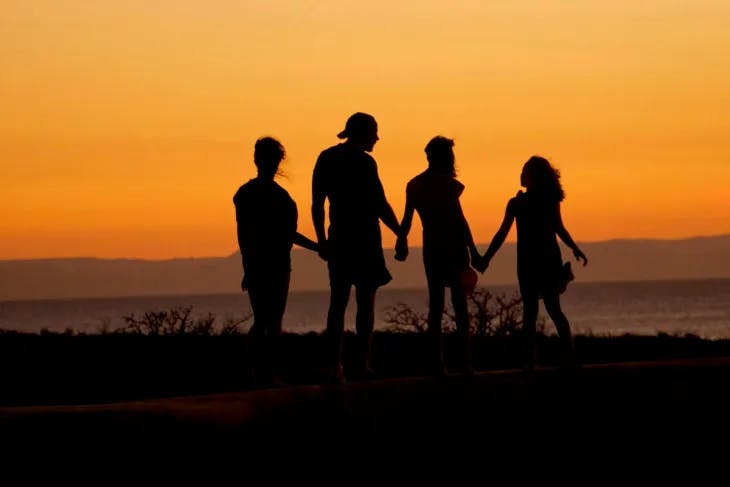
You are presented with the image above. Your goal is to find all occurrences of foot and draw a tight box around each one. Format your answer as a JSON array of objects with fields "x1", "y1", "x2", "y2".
[
  {"x1": 326, "y1": 364, "x2": 346, "y2": 385},
  {"x1": 430, "y1": 357, "x2": 448, "y2": 378},
  {"x1": 523, "y1": 361, "x2": 536, "y2": 375},
  {"x1": 361, "y1": 362, "x2": 375, "y2": 380},
  {"x1": 458, "y1": 364, "x2": 476, "y2": 376}
]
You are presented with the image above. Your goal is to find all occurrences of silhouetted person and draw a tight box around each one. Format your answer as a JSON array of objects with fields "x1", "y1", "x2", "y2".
[
  {"x1": 395, "y1": 136, "x2": 479, "y2": 376},
  {"x1": 477, "y1": 156, "x2": 588, "y2": 371},
  {"x1": 312, "y1": 113, "x2": 400, "y2": 383},
  {"x1": 234, "y1": 137, "x2": 318, "y2": 386}
]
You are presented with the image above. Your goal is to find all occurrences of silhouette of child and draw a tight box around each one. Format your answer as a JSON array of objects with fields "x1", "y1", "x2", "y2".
[
  {"x1": 396, "y1": 136, "x2": 480, "y2": 375},
  {"x1": 233, "y1": 137, "x2": 318, "y2": 386},
  {"x1": 477, "y1": 156, "x2": 588, "y2": 372}
]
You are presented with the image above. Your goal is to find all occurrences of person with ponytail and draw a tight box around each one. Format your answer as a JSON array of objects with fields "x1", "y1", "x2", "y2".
[{"x1": 234, "y1": 137, "x2": 318, "y2": 386}]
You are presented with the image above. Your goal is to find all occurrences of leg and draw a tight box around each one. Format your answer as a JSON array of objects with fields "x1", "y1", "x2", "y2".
[
  {"x1": 427, "y1": 281, "x2": 446, "y2": 375},
  {"x1": 450, "y1": 283, "x2": 473, "y2": 374},
  {"x1": 542, "y1": 292, "x2": 577, "y2": 368},
  {"x1": 520, "y1": 287, "x2": 539, "y2": 372},
  {"x1": 355, "y1": 285, "x2": 377, "y2": 376},
  {"x1": 267, "y1": 273, "x2": 290, "y2": 384},
  {"x1": 246, "y1": 282, "x2": 269, "y2": 381},
  {"x1": 326, "y1": 280, "x2": 351, "y2": 382}
]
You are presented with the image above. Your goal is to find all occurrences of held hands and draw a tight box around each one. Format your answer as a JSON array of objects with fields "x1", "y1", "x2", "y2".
[
  {"x1": 395, "y1": 236, "x2": 408, "y2": 262},
  {"x1": 573, "y1": 247, "x2": 588, "y2": 266},
  {"x1": 470, "y1": 247, "x2": 489, "y2": 274}
]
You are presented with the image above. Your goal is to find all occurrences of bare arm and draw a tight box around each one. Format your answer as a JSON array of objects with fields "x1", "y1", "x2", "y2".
[
  {"x1": 456, "y1": 199, "x2": 478, "y2": 256},
  {"x1": 380, "y1": 200, "x2": 401, "y2": 237},
  {"x1": 372, "y1": 162, "x2": 400, "y2": 236},
  {"x1": 293, "y1": 232, "x2": 319, "y2": 252},
  {"x1": 555, "y1": 204, "x2": 588, "y2": 266},
  {"x1": 235, "y1": 217, "x2": 249, "y2": 291},
  {"x1": 236, "y1": 225, "x2": 246, "y2": 263},
  {"x1": 399, "y1": 198, "x2": 415, "y2": 239},
  {"x1": 395, "y1": 196, "x2": 415, "y2": 261},
  {"x1": 311, "y1": 157, "x2": 329, "y2": 260},
  {"x1": 311, "y1": 194, "x2": 327, "y2": 246},
  {"x1": 483, "y1": 201, "x2": 515, "y2": 263}
]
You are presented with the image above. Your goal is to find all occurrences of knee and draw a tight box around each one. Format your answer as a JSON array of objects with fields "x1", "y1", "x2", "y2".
[{"x1": 356, "y1": 306, "x2": 374, "y2": 324}]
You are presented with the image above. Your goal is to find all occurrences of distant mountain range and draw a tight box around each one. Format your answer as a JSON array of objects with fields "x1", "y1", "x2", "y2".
[{"x1": 2, "y1": 235, "x2": 730, "y2": 300}]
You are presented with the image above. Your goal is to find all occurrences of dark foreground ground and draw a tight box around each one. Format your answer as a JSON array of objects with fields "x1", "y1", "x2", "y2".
[
  {"x1": 0, "y1": 333, "x2": 728, "y2": 474},
  {"x1": 0, "y1": 359, "x2": 729, "y2": 472}
]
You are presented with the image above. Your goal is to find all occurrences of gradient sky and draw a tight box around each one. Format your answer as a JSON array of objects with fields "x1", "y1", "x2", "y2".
[{"x1": 2, "y1": 1, "x2": 729, "y2": 259}]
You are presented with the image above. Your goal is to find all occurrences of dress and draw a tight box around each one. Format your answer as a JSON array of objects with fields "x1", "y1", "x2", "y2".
[
  {"x1": 406, "y1": 170, "x2": 470, "y2": 287},
  {"x1": 509, "y1": 191, "x2": 563, "y2": 297}
]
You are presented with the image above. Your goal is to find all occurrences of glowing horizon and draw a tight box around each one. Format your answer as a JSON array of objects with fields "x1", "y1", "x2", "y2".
[{"x1": 2, "y1": 1, "x2": 729, "y2": 259}]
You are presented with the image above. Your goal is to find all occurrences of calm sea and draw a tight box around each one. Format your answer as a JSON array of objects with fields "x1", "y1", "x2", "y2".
[{"x1": 1, "y1": 279, "x2": 729, "y2": 339}]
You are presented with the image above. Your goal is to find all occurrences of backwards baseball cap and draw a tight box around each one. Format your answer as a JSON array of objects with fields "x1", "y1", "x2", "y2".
[{"x1": 337, "y1": 112, "x2": 377, "y2": 139}]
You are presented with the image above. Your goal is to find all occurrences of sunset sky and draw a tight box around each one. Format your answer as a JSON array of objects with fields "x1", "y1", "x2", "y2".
[{"x1": 2, "y1": 1, "x2": 729, "y2": 259}]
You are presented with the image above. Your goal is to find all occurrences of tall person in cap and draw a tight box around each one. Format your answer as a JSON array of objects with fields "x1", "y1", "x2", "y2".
[{"x1": 312, "y1": 112, "x2": 401, "y2": 383}]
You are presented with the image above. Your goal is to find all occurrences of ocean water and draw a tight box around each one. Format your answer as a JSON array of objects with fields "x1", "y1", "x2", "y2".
[{"x1": 1, "y1": 279, "x2": 729, "y2": 339}]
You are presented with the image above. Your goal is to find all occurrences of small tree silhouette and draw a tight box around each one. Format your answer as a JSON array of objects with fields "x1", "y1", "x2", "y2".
[
  {"x1": 121, "y1": 306, "x2": 251, "y2": 336},
  {"x1": 383, "y1": 302, "x2": 428, "y2": 333},
  {"x1": 384, "y1": 287, "x2": 545, "y2": 337}
]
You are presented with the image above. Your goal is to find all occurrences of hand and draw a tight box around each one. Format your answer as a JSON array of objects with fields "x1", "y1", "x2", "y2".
[
  {"x1": 469, "y1": 246, "x2": 481, "y2": 266},
  {"x1": 574, "y1": 248, "x2": 588, "y2": 266},
  {"x1": 471, "y1": 254, "x2": 489, "y2": 274}
]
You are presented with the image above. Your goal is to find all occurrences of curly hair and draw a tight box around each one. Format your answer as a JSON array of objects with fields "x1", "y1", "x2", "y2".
[{"x1": 522, "y1": 155, "x2": 565, "y2": 202}]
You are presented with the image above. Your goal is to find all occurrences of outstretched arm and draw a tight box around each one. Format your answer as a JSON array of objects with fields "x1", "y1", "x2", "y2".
[
  {"x1": 294, "y1": 232, "x2": 319, "y2": 252},
  {"x1": 399, "y1": 198, "x2": 415, "y2": 240},
  {"x1": 483, "y1": 201, "x2": 516, "y2": 265},
  {"x1": 235, "y1": 224, "x2": 247, "y2": 290},
  {"x1": 555, "y1": 204, "x2": 588, "y2": 266},
  {"x1": 373, "y1": 164, "x2": 400, "y2": 237},
  {"x1": 380, "y1": 200, "x2": 401, "y2": 237},
  {"x1": 456, "y1": 199, "x2": 480, "y2": 262},
  {"x1": 395, "y1": 197, "x2": 415, "y2": 261},
  {"x1": 311, "y1": 158, "x2": 329, "y2": 261}
]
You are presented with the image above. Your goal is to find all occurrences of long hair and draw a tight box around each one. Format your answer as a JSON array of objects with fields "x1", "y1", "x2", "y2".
[
  {"x1": 522, "y1": 156, "x2": 565, "y2": 202},
  {"x1": 424, "y1": 136, "x2": 456, "y2": 177},
  {"x1": 254, "y1": 137, "x2": 285, "y2": 178}
]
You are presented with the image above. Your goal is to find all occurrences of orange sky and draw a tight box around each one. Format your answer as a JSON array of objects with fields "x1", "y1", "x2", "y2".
[{"x1": 2, "y1": 1, "x2": 729, "y2": 259}]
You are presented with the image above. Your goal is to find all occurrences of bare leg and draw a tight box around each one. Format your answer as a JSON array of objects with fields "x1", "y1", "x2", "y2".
[
  {"x1": 246, "y1": 274, "x2": 290, "y2": 386},
  {"x1": 326, "y1": 281, "x2": 351, "y2": 383},
  {"x1": 427, "y1": 281, "x2": 446, "y2": 376},
  {"x1": 543, "y1": 292, "x2": 577, "y2": 368},
  {"x1": 247, "y1": 282, "x2": 270, "y2": 382},
  {"x1": 267, "y1": 273, "x2": 290, "y2": 384},
  {"x1": 521, "y1": 288, "x2": 539, "y2": 372},
  {"x1": 450, "y1": 284, "x2": 473, "y2": 374},
  {"x1": 355, "y1": 286, "x2": 376, "y2": 377}
]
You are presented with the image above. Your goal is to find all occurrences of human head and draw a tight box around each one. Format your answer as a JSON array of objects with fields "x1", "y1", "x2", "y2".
[
  {"x1": 424, "y1": 136, "x2": 456, "y2": 177},
  {"x1": 337, "y1": 112, "x2": 379, "y2": 152},
  {"x1": 253, "y1": 137, "x2": 285, "y2": 179},
  {"x1": 521, "y1": 155, "x2": 565, "y2": 202}
]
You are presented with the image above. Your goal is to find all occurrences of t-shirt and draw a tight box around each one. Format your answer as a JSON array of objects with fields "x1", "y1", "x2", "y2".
[
  {"x1": 233, "y1": 177, "x2": 297, "y2": 275},
  {"x1": 406, "y1": 170, "x2": 468, "y2": 254},
  {"x1": 312, "y1": 143, "x2": 387, "y2": 248}
]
